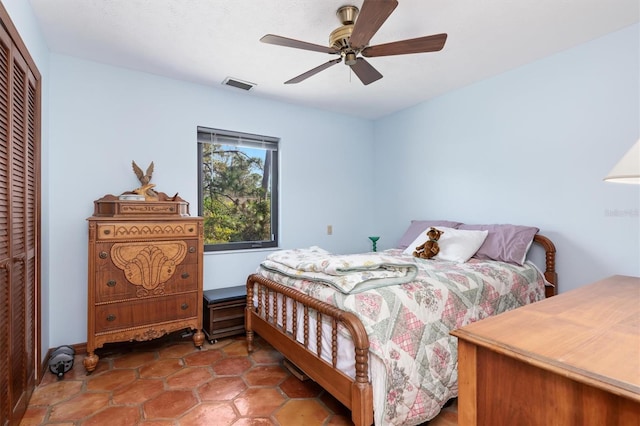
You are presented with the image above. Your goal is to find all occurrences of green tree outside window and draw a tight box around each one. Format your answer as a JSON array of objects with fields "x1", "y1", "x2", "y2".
[{"x1": 198, "y1": 127, "x2": 279, "y2": 251}]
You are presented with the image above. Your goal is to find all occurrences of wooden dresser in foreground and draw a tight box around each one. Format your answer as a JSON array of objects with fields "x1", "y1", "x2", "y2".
[
  {"x1": 452, "y1": 275, "x2": 640, "y2": 425},
  {"x1": 83, "y1": 194, "x2": 205, "y2": 372}
]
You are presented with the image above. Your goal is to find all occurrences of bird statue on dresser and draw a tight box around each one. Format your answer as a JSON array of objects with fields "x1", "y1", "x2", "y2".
[
  {"x1": 132, "y1": 161, "x2": 158, "y2": 201},
  {"x1": 133, "y1": 183, "x2": 158, "y2": 201}
]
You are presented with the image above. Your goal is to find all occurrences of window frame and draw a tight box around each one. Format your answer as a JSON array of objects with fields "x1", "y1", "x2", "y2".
[{"x1": 197, "y1": 126, "x2": 279, "y2": 252}]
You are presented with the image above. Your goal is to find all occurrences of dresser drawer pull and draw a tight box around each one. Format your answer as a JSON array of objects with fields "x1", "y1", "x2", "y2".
[
  {"x1": 103, "y1": 229, "x2": 111, "y2": 235},
  {"x1": 106, "y1": 280, "x2": 116, "y2": 287},
  {"x1": 181, "y1": 303, "x2": 189, "y2": 310},
  {"x1": 188, "y1": 227, "x2": 194, "y2": 232},
  {"x1": 99, "y1": 251, "x2": 108, "y2": 259},
  {"x1": 188, "y1": 246, "x2": 196, "y2": 253},
  {"x1": 181, "y1": 272, "x2": 190, "y2": 279},
  {"x1": 106, "y1": 314, "x2": 116, "y2": 322}
]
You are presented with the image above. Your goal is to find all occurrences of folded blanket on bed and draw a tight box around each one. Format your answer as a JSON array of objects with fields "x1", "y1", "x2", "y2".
[{"x1": 260, "y1": 246, "x2": 418, "y2": 294}]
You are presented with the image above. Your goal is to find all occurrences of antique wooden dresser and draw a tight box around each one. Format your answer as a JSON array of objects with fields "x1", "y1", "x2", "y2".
[{"x1": 83, "y1": 194, "x2": 204, "y2": 372}]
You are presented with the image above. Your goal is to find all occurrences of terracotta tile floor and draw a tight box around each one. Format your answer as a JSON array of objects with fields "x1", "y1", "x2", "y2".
[{"x1": 22, "y1": 333, "x2": 457, "y2": 425}]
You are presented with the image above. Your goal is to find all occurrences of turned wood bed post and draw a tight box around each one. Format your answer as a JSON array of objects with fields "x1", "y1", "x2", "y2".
[
  {"x1": 245, "y1": 280, "x2": 255, "y2": 352},
  {"x1": 533, "y1": 234, "x2": 557, "y2": 297},
  {"x1": 341, "y1": 311, "x2": 374, "y2": 426}
]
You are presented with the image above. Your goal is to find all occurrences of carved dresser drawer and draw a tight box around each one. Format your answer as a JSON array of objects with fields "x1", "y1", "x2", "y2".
[
  {"x1": 94, "y1": 293, "x2": 199, "y2": 333},
  {"x1": 93, "y1": 240, "x2": 200, "y2": 303},
  {"x1": 84, "y1": 195, "x2": 204, "y2": 373},
  {"x1": 94, "y1": 263, "x2": 198, "y2": 303},
  {"x1": 96, "y1": 221, "x2": 200, "y2": 241}
]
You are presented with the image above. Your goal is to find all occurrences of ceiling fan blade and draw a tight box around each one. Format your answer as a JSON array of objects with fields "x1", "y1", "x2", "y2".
[
  {"x1": 361, "y1": 33, "x2": 448, "y2": 57},
  {"x1": 350, "y1": 58, "x2": 383, "y2": 85},
  {"x1": 261, "y1": 34, "x2": 339, "y2": 54},
  {"x1": 285, "y1": 58, "x2": 342, "y2": 84},
  {"x1": 349, "y1": 0, "x2": 398, "y2": 50}
]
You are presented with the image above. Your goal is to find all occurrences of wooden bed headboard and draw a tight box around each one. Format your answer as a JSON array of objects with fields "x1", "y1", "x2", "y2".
[{"x1": 533, "y1": 234, "x2": 557, "y2": 298}]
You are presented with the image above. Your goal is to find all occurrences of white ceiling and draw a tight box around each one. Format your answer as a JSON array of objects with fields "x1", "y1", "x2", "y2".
[{"x1": 29, "y1": 0, "x2": 639, "y2": 120}]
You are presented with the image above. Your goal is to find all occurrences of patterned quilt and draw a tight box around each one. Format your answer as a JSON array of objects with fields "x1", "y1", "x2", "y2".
[{"x1": 257, "y1": 248, "x2": 546, "y2": 425}]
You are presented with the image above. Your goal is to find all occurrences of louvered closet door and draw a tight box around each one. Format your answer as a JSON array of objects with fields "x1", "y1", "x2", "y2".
[
  {"x1": 0, "y1": 11, "x2": 40, "y2": 426},
  {"x1": 0, "y1": 25, "x2": 10, "y2": 424},
  {"x1": 9, "y1": 43, "x2": 37, "y2": 423}
]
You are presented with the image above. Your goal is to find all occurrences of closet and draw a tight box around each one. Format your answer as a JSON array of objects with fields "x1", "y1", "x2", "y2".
[{"x1": 0, "y1": 4, "x2": 41, "y2": 425}]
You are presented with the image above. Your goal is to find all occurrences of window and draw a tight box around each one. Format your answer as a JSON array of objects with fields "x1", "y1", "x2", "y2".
[{"x1": 197, "y1": 127, "x2": 279, "y2": 251}]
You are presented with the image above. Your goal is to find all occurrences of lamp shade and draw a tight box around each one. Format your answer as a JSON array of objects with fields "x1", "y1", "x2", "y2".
[{"x1": 604, "y1": 139, "x2": 640, "y2": 184}]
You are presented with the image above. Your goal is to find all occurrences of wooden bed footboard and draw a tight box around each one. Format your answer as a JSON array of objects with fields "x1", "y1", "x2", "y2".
[
  {"x1": 245, "y1": 234, "x2": 557, "y2": 426},
  {"x1": 245, "y1": 273, "x2": 373, "y2": 426}
]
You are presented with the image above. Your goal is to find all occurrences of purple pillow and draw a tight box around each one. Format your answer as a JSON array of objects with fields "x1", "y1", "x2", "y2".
[
  {"x1": 458, "y1": 224, "x2": 539, "y2": 265},
  {"x1": 397, "y1": 220, "x2": 462, "y2": 250}
]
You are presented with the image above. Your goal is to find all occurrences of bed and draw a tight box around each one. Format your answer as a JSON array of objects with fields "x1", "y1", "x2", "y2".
[{"x1": 245, "y1": 223, "x2": 558, "y2": 426}]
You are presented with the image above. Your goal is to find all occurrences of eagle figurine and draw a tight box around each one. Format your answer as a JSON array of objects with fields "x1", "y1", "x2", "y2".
[{"x1": 131, "y1": 161, "x2": 158, "y2": 201}]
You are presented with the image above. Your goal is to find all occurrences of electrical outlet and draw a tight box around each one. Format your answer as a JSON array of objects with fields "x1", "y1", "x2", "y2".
[{"x1": 327, "y1": 225, "x2": 333, "y2": 235}]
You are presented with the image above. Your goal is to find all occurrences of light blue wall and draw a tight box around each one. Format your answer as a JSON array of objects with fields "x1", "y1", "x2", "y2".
[
  {"x1": 47, "y1": 54, "x2": 376, "y2": 347},
  {"x1": 373, "y1": 24, "x2": 640, "y2": 294}
]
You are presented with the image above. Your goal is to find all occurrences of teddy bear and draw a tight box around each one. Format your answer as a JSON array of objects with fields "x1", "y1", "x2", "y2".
[{"x1": 413, "y1": 227, "x2": 444, "y2": 259}]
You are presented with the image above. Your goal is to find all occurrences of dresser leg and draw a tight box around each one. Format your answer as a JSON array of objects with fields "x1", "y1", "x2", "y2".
[
  {"x1": 192, "y1": 329, "x2": 205, "y2": 349},
  {"x1": 83, "y1": 352, "x2": 99, "y2": 373}
]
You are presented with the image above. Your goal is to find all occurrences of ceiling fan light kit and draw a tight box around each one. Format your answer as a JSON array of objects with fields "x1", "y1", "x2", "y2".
[{"x1": 260, "y1": 0, "x2": 447, "y2": 86}]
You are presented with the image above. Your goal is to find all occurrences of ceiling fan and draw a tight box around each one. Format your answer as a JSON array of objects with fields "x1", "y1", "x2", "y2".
[{"x1": 260, "y1": 0, "x2": 447, "y2": 85}]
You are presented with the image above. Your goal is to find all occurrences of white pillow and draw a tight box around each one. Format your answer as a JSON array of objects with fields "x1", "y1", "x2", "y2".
[{"x1": 404, "y1": 226, "x2": 488, "y2": 263}]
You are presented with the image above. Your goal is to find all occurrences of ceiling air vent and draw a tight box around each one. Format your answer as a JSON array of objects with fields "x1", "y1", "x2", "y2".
[{"x1": 222, "y1": 77, "x2": 256, "y2": 91}]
